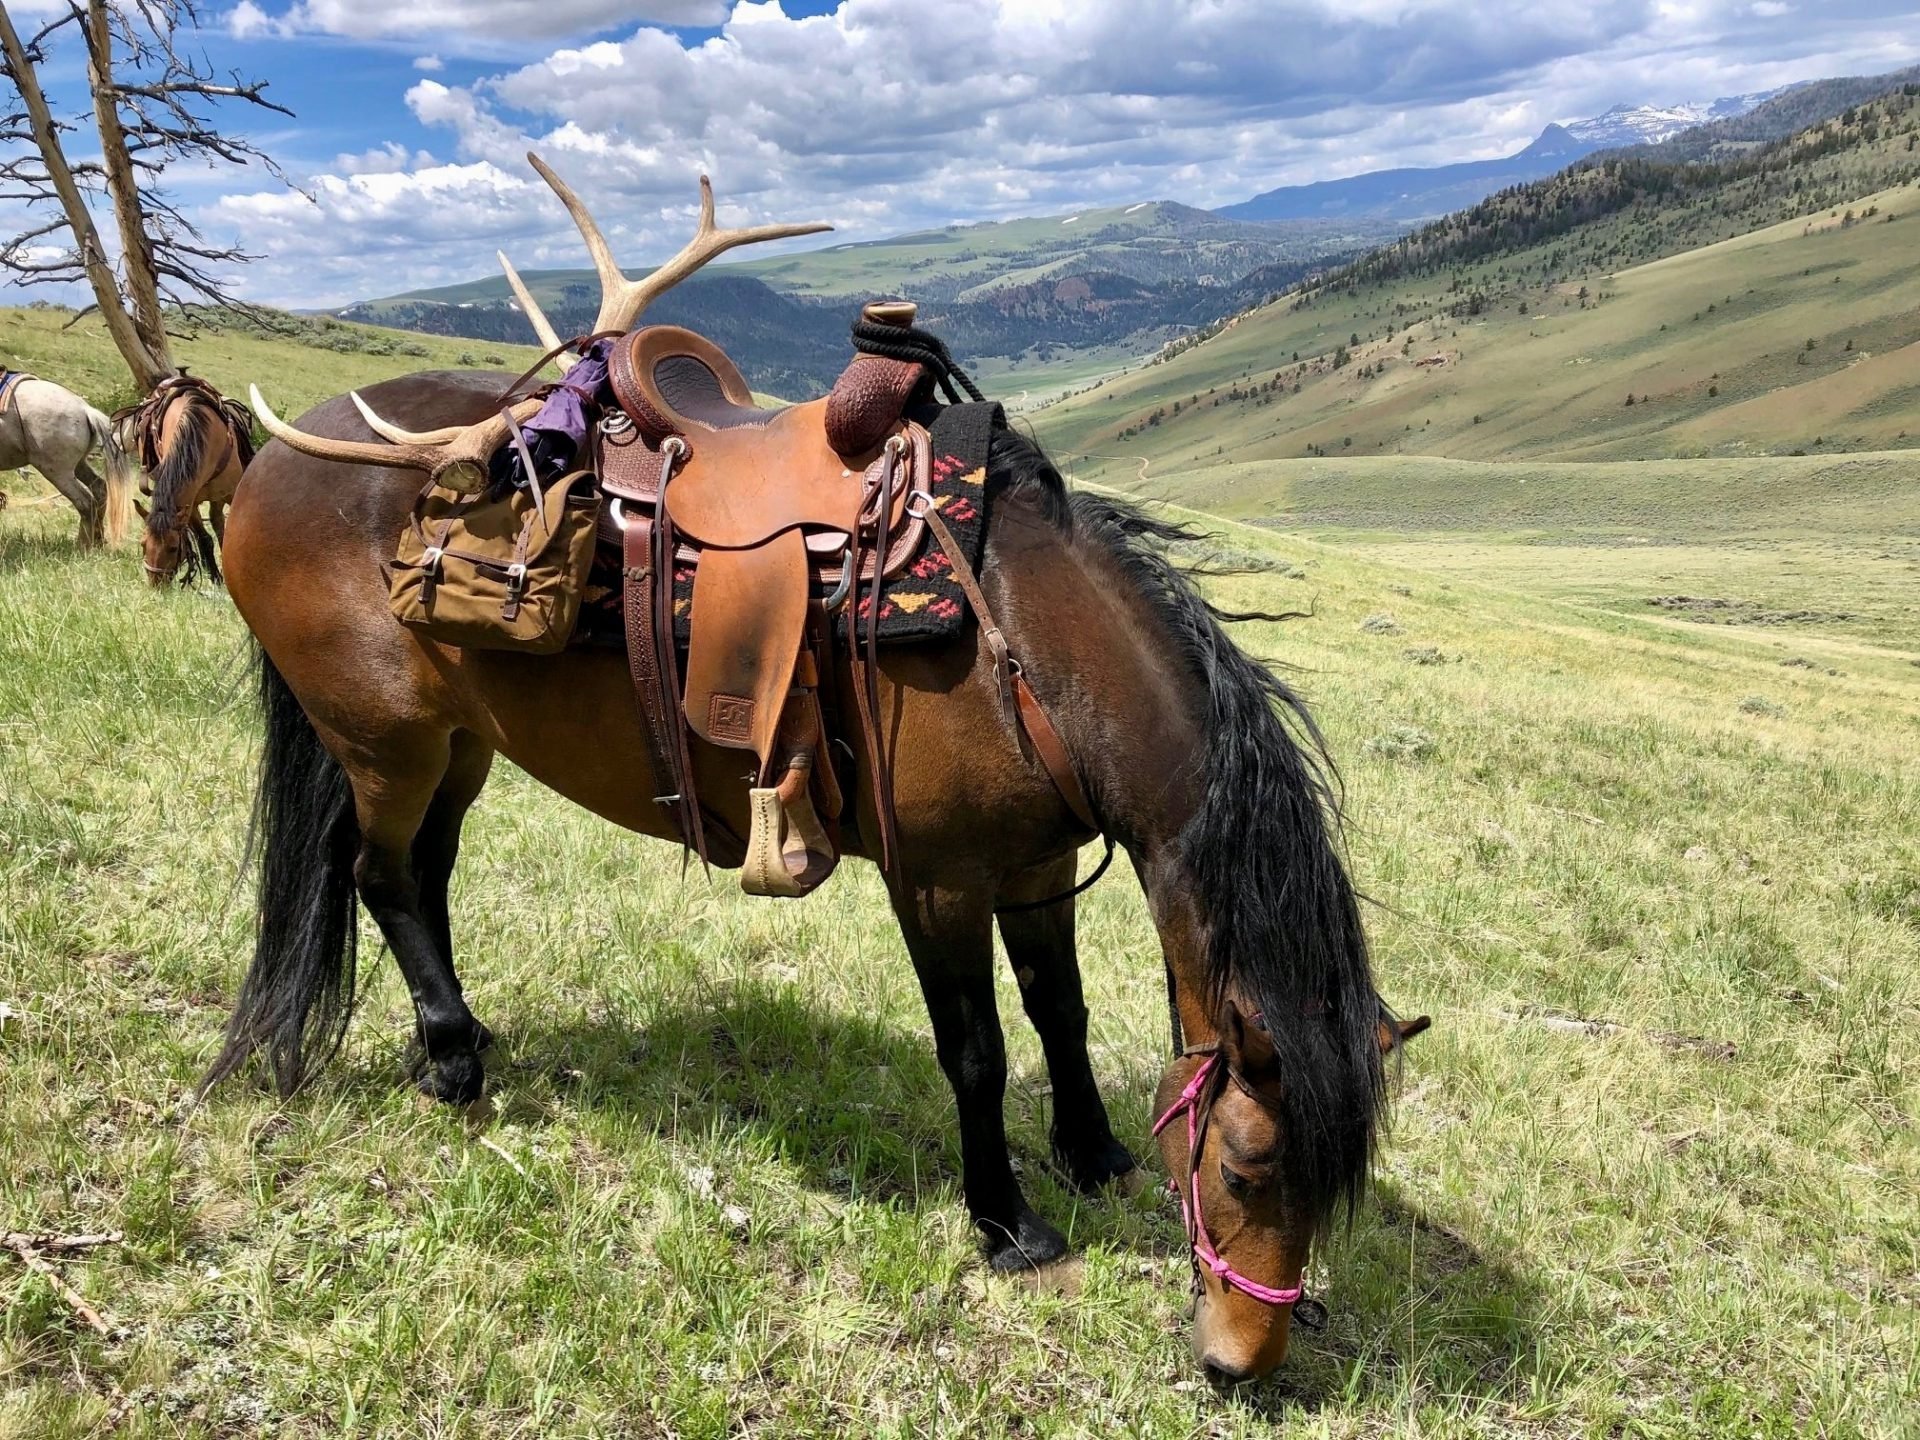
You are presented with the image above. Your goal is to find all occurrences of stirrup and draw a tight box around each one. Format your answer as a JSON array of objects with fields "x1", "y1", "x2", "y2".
[{"x1": 741, "y1": 760, "x2": 838, "y2": 898}]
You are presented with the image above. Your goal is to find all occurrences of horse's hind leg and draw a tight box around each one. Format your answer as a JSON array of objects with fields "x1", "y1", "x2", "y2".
[
  {"x1": 346, "y1": 729, "x2": 492, "y2": 1103},
  {"x1": 892, "y1": 882, "x2": 1069, "y2": 1272},
  {"x1": 408, "y1": 732, "x2": 495, "y2": 1063},
  {"x1": 49, "y1": 456, "x2": 106, "y2": 547},
  {"x1": 997, "y1": 859, "x2": 1137, "y2": 1193}
]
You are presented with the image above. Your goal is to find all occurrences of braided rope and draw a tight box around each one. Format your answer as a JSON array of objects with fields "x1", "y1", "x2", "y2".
[{"x1": 849, "y1": 317, "x2": 987, "y2": 404}]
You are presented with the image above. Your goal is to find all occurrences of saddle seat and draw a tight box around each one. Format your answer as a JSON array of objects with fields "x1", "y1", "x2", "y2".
[{"x1": 593, "y1": 309, "x2": 932, "y2": 898}]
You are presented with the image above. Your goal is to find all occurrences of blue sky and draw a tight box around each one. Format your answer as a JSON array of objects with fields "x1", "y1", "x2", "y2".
[{"x1": 6, "y1": 0, "x2": 1919, "y2": 308}]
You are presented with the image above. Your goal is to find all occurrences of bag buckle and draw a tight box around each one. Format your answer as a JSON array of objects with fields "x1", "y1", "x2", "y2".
[
  {"x1": 422, "y1": 546, "x2": 444, "y2": 577},
  {"x1": 504, "y1": 561, "x2": 527, "y2": 597}
]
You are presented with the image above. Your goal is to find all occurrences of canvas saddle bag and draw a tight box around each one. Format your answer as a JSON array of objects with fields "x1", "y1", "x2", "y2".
[{"x1": 387, "y1": 468, "x2": 599, "y2": 653}]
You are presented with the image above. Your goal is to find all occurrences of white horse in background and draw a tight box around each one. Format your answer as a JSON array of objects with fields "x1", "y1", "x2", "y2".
[{"x1": 0, "y1": 376, "x2": 136, "y2": 548}]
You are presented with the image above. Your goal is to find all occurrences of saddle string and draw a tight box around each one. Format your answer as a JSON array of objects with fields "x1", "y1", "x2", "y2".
[
  {"x1": 491, "y1": 329, "x2": 627, "y2": 410},
  {"x1": 652, "y1": 436, "x2": 706, "y2": 868}
]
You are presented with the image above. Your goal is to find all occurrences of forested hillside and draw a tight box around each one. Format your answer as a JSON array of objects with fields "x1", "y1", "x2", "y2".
[
  {"x1": 1334, "y1": 82, "x2": 1920, "y2": 289},
  {"x1": 1034, "y1": 79, "x2": 1920, "y2": 477}
]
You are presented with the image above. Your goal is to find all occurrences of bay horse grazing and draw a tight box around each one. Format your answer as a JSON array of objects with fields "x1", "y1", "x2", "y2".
[
  {"x1": 0, "y1": 374, "x2": 135, "y2": 547},
  {"x1": 117, "y1": 375, "x2": 255, "y2": 585},
  {"x1": 207, "y1": 164, "x2": 1420, "y2": 1382}
]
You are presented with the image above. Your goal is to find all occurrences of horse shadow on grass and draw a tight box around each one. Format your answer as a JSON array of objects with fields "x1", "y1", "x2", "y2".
[{"x1": 362, "y1": 978, "x2": 1576, "y2": 1420}]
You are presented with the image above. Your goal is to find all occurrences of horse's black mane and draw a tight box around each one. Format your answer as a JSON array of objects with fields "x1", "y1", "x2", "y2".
[{"x1": 986, "y1": 421, "x2": 1385, "y2": 1233}]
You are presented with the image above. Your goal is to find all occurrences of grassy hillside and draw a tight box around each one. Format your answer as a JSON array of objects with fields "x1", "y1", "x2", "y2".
[
  {"x1": 1335, "y1": 81, "x2": 1920, "y2": 293},
  {"x1": 0, "y1": 304, "x2": 547, "y2": 420},
  {"x1": 333, "y1": 202, "x2": 1398, "y2": 386},
  {"x1": 2, "y1": 493, "x2": 1915, "y2": 1435},
  {"x1": 1035, "y1": 178, "x2": 1920, "y2": 476}
]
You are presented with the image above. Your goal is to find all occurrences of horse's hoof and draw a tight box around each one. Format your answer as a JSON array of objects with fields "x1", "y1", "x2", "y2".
[
  {"x1": 415, "y1": 1051, "x2": 484, "y2": 1105},
  {"x1": 984, "y1": 1209, "x2": 1070, "y2": 1272},
  {"x1": 1057, "y1": 1136, "x2": 1138, "y2": 1195}
]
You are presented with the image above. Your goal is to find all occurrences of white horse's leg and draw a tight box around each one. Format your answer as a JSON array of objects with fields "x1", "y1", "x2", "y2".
[{"x1": 62, "y1": 455, "x2": 109, "y2": 548}]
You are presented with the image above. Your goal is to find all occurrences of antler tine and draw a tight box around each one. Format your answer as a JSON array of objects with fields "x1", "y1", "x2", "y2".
[
  {"x1": 252, "y1": 385, "x2": 542, "y2": 495},
  {"x1": 525, "y1": 151, "x2": 832, "y2": 335},
  {"x1": 252, "y1": 384, "x2": 439, "y2": 473},
  {"x1": 497, "y1": 250, "x2": 578, "y2": 373},
  {"x1": 351, "y1": 390, "x2": 468, "y2": 445}
]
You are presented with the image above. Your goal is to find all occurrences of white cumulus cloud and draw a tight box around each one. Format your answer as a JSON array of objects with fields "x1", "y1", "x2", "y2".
[{"x1": 200, "y1": 0, "x2": 1920, "y2": 306}]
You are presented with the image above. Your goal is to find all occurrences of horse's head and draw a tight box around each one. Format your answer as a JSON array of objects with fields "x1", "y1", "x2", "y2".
[
  {"x1": 136, "y1": 379, "x2": 239, "y2": 586},
  {"x1": 1154, "y1": 999, "x2": 1428, "y2": 1383}
]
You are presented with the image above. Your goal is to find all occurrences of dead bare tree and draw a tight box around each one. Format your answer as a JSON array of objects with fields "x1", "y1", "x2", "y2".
[{"x1": 0, "y1": 0, "x2": 296, "y2": 391}]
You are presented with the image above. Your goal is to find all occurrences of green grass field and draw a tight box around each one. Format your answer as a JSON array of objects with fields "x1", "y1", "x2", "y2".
[
  {"x1": 3, "y1": 468, "x2": 1916, "y2": 1434},
  {"x1": 1094, "y1": 451, "x2": 1920, "y2": 651}
]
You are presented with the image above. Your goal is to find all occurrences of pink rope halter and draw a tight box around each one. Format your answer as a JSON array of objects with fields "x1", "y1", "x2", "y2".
[{"x1": 1152, "y1": 1051, "x2": 1303, "y2": 1308}]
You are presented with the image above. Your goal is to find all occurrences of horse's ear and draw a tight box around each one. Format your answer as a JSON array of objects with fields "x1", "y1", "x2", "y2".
[
  {"x1": 1377, "y1": 1013, "x2": 1432, "y2": 1055},
  {"x1": 1222, "y1": 998, "x2": 1280, "y2": 1082}
]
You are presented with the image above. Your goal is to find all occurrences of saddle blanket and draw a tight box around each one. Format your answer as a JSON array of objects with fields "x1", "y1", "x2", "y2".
[
  {"x1": 574, "y1": 400, "x2": 1000, "y2": 650},
  {"x1": 0, "y1": 371, "x2": 34, "y2": 415}
]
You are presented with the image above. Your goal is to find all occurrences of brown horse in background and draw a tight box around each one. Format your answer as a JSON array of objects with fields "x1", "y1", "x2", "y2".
[
  {"x1": 204, "y1": 162, "x2": 1420, "y2": 1382},
  {"x1": 117, "y1": 375, "x2": 253, "y2": 585}
]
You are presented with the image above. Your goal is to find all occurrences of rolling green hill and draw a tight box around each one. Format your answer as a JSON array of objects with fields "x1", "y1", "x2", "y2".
[
  {"x1": 357, "y1": 202, "x2": 1395, "y2": 312},
  {"x1": 1032, "y1": 81, "x2": 1920, "y2": 483},
  {"x1": 331, "y1": 202, "x2": 1399, "y2": 389},
  {"x1": 1036, "y1": 191, "x2": 1920, "y2": 480}
]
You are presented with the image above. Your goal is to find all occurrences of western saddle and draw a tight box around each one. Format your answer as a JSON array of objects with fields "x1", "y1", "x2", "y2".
[
  {"x1": 592, "y1": 304, "x2": 952, "y2": 896},
  {"x1": 249, "y1": 157, "x2": 1098, "y2": 900}
]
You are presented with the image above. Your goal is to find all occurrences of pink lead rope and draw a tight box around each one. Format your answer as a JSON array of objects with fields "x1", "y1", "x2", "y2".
[{"x1": 1151, "y1": 1052, "x2": 1304, "y2": 1308}]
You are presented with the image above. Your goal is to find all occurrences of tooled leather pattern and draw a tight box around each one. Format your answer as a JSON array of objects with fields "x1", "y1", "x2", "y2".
[{"x1": 826, "y1": 355, "x2": 925, "y2": 456}]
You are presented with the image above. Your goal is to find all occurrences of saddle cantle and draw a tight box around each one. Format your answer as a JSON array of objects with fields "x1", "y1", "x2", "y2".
[{"x1": 593, "y1": 307, "x2": 932, "y2": 898}]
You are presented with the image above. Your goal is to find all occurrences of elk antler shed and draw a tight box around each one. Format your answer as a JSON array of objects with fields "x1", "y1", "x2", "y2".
[{"x1": 252, "y1": 156, "x2": 830, "y2": 478}]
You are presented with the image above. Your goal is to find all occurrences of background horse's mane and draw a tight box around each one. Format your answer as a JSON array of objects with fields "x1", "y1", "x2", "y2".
[
  {"x1": 142, "y1": 390, "x2": 228, "y2": 583},
  {"x1": 990, "y1": 423, "x2": 1385, "y2": 1233}
]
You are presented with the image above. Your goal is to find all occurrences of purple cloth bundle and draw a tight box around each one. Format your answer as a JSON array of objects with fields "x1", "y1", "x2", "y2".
[{"x1": 491, "y1": 337, "x2": 615, "y2": 489}]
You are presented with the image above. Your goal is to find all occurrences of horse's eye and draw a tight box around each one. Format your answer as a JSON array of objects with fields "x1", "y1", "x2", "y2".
[{"x1": 1219, "y1": 1160, "x2": 1253, "y2": 1196}]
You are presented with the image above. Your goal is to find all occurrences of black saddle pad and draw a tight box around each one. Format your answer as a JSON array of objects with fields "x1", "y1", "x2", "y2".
[{"x1": 572, "y1": 401, "x2": 998, "y2": 650}]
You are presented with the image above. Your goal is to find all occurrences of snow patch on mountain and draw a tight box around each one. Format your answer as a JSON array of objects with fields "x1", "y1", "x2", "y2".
[{"x1": 1566, "y1": 88, "x2": 1791, "y2": 148}]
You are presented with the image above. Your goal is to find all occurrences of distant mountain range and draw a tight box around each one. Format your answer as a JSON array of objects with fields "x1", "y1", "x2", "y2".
[
  {"x1": 332, "y1": 201, "x2": 1397, "y2": 393},
  {"x1": 1216, "y1": 87, "x2": 1793, "y2": 224},
  {"x1": 331, "y1": 65, "x2": 1920, "y2": 393}
]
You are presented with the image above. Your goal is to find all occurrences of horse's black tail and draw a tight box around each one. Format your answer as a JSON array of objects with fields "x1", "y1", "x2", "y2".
[{"x1": 200, "y1": 647, "x2": 361, "y2": 1097}]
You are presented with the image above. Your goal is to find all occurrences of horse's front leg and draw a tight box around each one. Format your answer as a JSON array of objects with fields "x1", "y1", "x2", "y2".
[
  {"x1": 209, "y1": 500, "x2": 227, "y2": 545},
  {"x1": 891, "y1": 881, "x2": 1069, "y2": 1272},
  {"x1": 997, "y1": 857, "x2": 1137, "y2": 1193}
]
